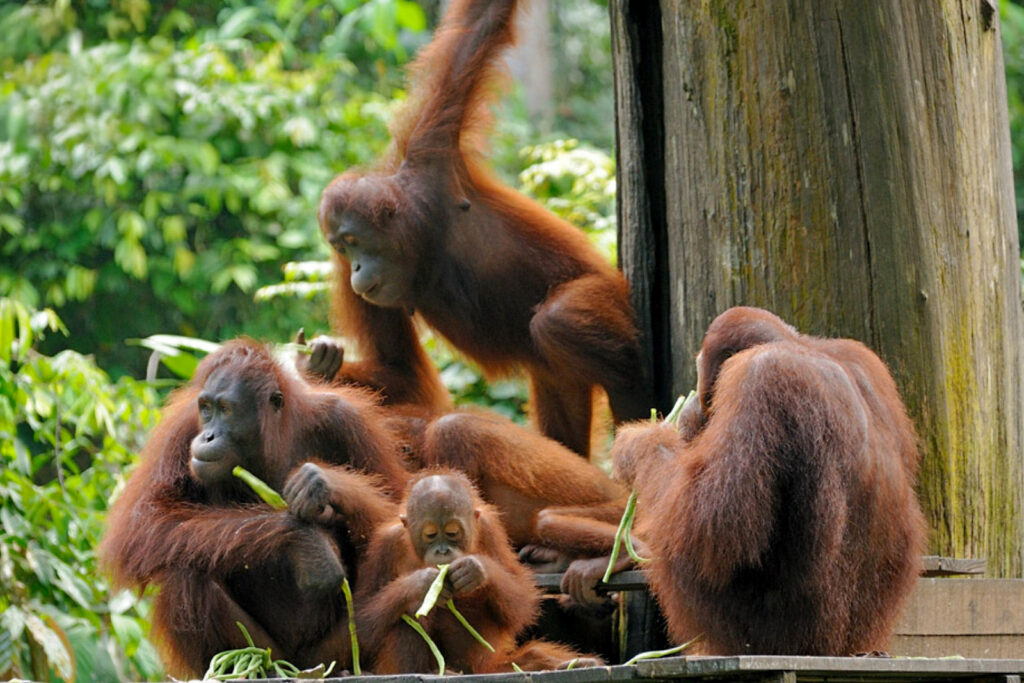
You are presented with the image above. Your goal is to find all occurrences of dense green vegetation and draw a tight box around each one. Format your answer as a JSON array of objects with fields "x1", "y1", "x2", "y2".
[
  {"x1": 0, "y1": 0, "x2": 425, "y2": 377},
  {"x1": 0, "y1": 299, "x2": 162, "y2": 681}
]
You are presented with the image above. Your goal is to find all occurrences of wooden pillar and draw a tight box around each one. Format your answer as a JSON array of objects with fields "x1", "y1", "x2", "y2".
[{"x1": 613, "y1": 0, "x2": 1024, "y2": 576}]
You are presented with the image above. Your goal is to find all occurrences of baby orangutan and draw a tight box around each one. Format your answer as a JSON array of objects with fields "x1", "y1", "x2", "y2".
[{"x1": 354, "y1": 471, "x2": 602, "y2": 674}]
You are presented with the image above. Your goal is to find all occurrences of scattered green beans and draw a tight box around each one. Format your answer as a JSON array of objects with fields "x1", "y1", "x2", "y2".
[
  {"x1": 201, "y1": 622, "x2": 336, "y2": 680},
  {"x1": 405, "y1": 565, "x2": 504, "y2": 672},
  {"x1": 210, "y1": 473, "x2": 347, "y2": 679}
]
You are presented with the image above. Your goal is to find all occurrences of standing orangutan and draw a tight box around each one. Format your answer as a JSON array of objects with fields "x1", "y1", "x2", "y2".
[
  {"x1": 354, "y1": 471, "x2": 603, "y2": 673},
  {"x1": 313, "y1": 0, "x2": 649, "y2": 457},
  {"x1": 608, "y1": 307, "x2": 927, "y2": 655},
  {"x1": 99, "y1": 340, "x2": 406, "y2": 677}
]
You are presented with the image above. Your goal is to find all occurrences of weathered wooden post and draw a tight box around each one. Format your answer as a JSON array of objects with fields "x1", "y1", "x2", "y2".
[{"x1": 612, "y1": 0, "x2": 1024, "y2": 576}]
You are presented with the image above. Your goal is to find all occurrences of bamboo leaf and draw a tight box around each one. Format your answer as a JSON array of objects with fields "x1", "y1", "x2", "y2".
[
  {"x1": 623, "y1": 506, "x2": 649, "y2": 564},
  {"x1": 604, "y1": 392, "x2": 695, "y2": 581}
]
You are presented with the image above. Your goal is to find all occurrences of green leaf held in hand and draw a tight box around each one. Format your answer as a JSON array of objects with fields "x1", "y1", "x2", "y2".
[{"x1": 232, "y1": 466, "x2": 288, "y2": 510}]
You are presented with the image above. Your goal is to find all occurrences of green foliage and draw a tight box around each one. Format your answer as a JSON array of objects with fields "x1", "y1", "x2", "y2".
[
  {"x1": 549, "y1": 1, "x2": 614, "y2": 147},
  {"x1": 0, "y1": 0, "x2": 618, "y2": 380},
  {"x1": 1002, "y1": 0, "x2": 1024, "y2": 241},
  {"x1": 0, "y1": 299, "x2": 163, "y2": 682},
  {"x1": 0, "y1": 0, "x2": 428, "y2": 72},
  {"x1": 254, "y1": 260, "x2": 332, "y2": 302},
  {"x1": 132, "y1": 334, "x2": 222, "y2": 379},
  {"x1": 518, "y1": 139, "x2": 617, "y2": 263},
  {"x1": 0, "y1": 1, "x2": 427, "y2": 376},
  {"x1": 435, "y1": 350, "x2": 529, "y2": 420}
]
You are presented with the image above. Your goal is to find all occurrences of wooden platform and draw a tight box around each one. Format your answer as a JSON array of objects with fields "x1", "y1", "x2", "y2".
[
  {"x1": 327, "y1": 656, "x2": 1024, "y2": 683},
  {"x1": 156, "y1": 556, "x2": 1019, "y2": 681},
  {"x1": 311, "y1": 560, "x2": 1023, "y2": 682},
  {"x1": 893, "y1": 579, "x2": 1024, "y2": 658},
  {"x1": 533, "y1": 558, "x2": 1013, "y2": 663}
]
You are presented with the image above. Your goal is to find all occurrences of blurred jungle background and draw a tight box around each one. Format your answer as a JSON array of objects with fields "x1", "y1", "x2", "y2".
[{"x1": 2, "y1": 0, "x2": 1024, "y2": 680}]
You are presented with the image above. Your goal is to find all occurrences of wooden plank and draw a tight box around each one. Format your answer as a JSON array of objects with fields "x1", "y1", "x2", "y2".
[
  {"x1": 323, "y1": 656, "x2": 1024, "y2": 682},
  {"x1": 921, "y1": 556, "x2": 986, "y2": 576},
  {"x1": 895, "y1": 579, "x2": 1024, "y2": 636},
  {"x1": 535, "y1": 559, "x2": 983, "y2": 594},
  {"x1": 534, "y1": 570, "x2": 650, "y2": 593},
  {"x1": 634, "y1": 655, "x2": 1024, "y2": 679},
  {"x1": 890, "y1": 635, "x2": 1024, "y2": 660},
  {"x1": 322, "y1": 658, "x2": 1024, "y2": 682},
  {"x1": 530, "y1": 666, "x2": 640, "y2": 683},
  {"x1": 616, "y1": 587, "x2": 670, "y2": 664}
]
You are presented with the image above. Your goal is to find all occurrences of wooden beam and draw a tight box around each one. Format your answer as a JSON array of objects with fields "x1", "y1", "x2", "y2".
[
  {"x1": 535, "y1": 557, "x2": 984, "y2": 594},
  {"x1": 921, "y1": 555, "x2": 986, "y2": 577}
]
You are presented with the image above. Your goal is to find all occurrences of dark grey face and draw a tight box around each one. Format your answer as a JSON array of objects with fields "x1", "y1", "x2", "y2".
[
  {"x1": 189, "y1": 368, "x2": 281, "y2": 486},
  {"x1": 409, "y1": 509, "x2": 472, "y2": 566},
  {"x1": 402, "y1": 477, "x2": 479, "y2": 566},
  {"x1": 326, "y1": 214, "x2": 410, "y2": 309}
]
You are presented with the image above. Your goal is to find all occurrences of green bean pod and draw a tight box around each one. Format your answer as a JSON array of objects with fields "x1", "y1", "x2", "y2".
[
  {"x1": 415, "y1": 563, "x2": 450, "y2": 617},
  {"x1": 402, "y1": 614, "x2": 446, "y2": 675}
]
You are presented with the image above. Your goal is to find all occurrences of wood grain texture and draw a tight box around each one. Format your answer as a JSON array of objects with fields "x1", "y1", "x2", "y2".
[
  {"x1": 611, "y1": 0, "x2": 667, "y2": 413},
  {"x1": 895, "y1": 578, "x2": 1024, "y2": 635},
  {"x1": 613, "y1": 0, "x2": 1024, "y2": 576}
]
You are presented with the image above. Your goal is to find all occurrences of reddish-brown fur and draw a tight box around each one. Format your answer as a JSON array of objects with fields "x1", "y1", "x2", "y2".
[
  {"x1": 354, "y1": 470, "x2": 601, "y2": 673},
  {"x1": 611, "y1": 307, "x2": 927, "y2": 655},
  {"x1": 304, "y1": 405, "x2": 630, "y2": 600},
  {"x1": 415, "y1": 411, "x2": 629, "y2": 558},
  {"x1": 317, "y1": 0, "x2": 648, "y2": 457},
  {"x1": 99, "y1": 340, "x2": 407, "y2": 677}
]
